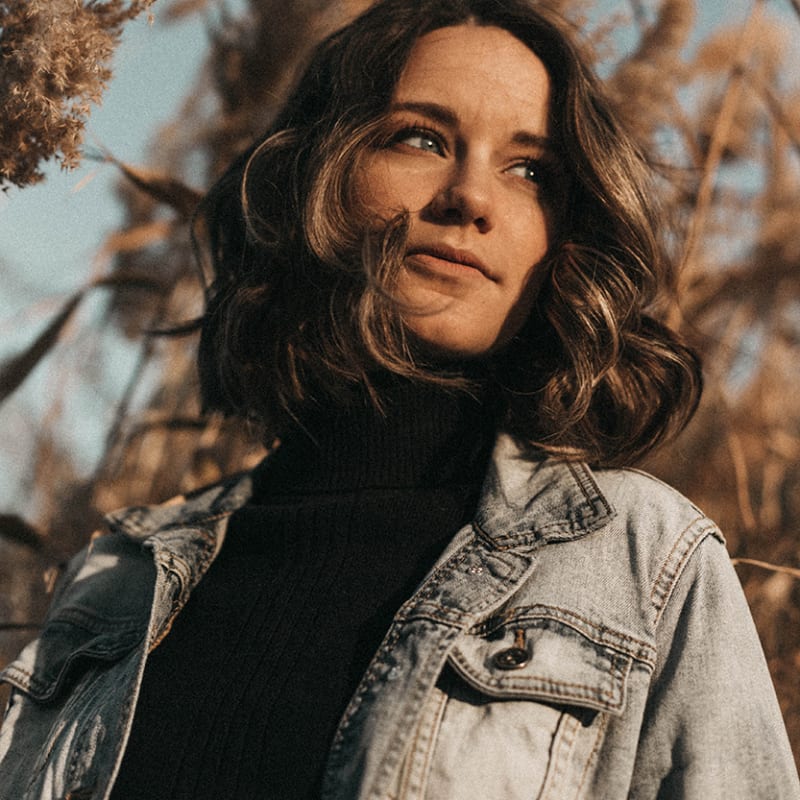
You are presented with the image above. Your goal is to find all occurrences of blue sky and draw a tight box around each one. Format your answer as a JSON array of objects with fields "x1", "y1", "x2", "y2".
[
  {"x1": 1, "y1": 11, "x2": 208, "y2": 308},
  {"x1": 0, "y1": 8, "x2": 211, "y2": 511}
]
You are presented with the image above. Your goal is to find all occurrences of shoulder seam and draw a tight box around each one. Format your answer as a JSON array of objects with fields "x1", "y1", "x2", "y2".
[{"x1": 651, "y1": 518, "x2": 721, "y2": 627}]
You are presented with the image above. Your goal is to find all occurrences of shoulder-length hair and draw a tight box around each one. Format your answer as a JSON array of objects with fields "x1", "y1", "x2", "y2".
[{"x1": 196, "y1": 0, "x2": 702, "y2": 467}]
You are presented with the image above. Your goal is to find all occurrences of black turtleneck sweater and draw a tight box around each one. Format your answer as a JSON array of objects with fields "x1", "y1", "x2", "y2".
[{"x1": 111, "y1": 381, "x2": 498, "y2": 800}]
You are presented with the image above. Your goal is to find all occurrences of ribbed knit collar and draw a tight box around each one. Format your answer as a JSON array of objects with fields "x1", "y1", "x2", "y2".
[{"x1": 251, "y1": 376, "x2": 501, "y2": 497}]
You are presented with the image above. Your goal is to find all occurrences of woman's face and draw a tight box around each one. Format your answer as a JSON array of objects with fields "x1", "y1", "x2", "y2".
[{"x1": 359, "y1": 23, "x2": 558, "y2": 357}]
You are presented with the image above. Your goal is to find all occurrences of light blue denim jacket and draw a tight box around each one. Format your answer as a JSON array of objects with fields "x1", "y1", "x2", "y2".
[{"x1": 1, "y1": 434, "x2": 798, "y2": 799}]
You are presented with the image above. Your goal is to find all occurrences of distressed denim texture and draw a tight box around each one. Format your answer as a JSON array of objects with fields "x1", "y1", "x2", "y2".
[{"x1": 1, "y1": 434, "x2": 798, "y2": 799}]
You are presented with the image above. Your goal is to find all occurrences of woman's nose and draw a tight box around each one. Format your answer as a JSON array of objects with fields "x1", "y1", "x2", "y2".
[{"x1": 428, "y1": 164, "x2": 494, "y2": 233}]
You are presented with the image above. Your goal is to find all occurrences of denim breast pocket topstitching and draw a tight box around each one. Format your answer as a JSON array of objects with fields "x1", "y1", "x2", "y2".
[
  {"x1": 0, "y1": 537, "x2": 154, "y2": 800},
  {"x1": 0, "y1": 611, "x2": 148, "y2": 800},
  {"x1": 402, "y1": 607, "x2": 635, "y2": 800}
]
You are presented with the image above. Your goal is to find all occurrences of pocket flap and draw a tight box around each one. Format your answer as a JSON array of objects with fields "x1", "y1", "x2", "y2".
[
  {"x1": 1, "y1": 618, "x2": 144, "y2": 703},
  {"x1": 1, "y1": 534, "x2": 155, "y2": 703},
  {"x1": 449, "y1": 607, "x2": 636, "y2": 714}
]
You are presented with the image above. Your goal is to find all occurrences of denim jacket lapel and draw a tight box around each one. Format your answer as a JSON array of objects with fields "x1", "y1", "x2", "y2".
[{"x1": 320, "y1": 434, "x2": 616, "y2": 799}]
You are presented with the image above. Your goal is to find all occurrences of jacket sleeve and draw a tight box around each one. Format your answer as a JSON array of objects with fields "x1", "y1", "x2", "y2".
[
  {"x1": 631, "y1": 534, "x2": 800, "y2": 799},
  {"x1": 0, "y1": 544, "x2": 91, "y2": 798},
  {"x1": 0, "y1": 532, "x2": 156, "y2": 800}
]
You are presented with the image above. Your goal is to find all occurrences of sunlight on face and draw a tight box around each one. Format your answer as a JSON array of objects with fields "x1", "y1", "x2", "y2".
[{"x1": 360, "y1": 24, "x2": 557, "y2": 357}]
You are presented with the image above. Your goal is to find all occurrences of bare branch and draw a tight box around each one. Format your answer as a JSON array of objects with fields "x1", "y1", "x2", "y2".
[
  {"x1": 727, "y1": 431, "x2": 758, "y2": 532},
  {"x1": 0, "y1": 514, "x2": 48, "y2": 552},
  {"x1": 732, "y1": 558, "x2": 800, "y2": 580},
  {"x1": 0, "y1": 623, "x2": 42, "y2": 632},
  {"x1": 676, "y1": 0, "x2": 767, "y2": 299},
  {"x1": 0, "y1": 293, "x2": 84, "y2": 407}
]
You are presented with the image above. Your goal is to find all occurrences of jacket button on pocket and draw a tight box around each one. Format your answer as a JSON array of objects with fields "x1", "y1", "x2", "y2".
[
  {"x1": 493, "y1": 628, "x2": 529, "y2": 670},
  {"x1": 493, "y1": 647, "x2": 529, "y2": 670}
]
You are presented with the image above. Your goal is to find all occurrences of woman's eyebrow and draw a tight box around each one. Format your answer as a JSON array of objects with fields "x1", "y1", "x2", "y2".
[
  {"x1": 389, "y1": 100, "x2": 459, "y2": 127},
  {"x1": 510, "y1": 131, "x2": 555, "y2": 153},
  {"x1": 388, "y1": 100, "x2": 554, "y2": 152}
]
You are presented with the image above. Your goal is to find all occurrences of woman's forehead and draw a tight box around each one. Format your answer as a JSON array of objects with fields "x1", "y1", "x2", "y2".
[{"x1": 393, "y1": 25, "x2": 552, "y2": 137}]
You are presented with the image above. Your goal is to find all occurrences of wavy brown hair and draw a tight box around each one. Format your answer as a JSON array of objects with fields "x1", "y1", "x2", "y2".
[{"x1": 196, "y1": 0, "x2": 702, "y2": 466}]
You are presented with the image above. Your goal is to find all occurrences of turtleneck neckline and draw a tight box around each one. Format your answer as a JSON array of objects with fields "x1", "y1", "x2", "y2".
[{"x1": 251, "y1": 377, "x2": 500, "y2": 498}]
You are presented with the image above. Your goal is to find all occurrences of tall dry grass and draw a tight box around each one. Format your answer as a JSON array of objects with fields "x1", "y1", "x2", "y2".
[{"x1": 1, "y1": 0, "x2": 799, "y2": 763}]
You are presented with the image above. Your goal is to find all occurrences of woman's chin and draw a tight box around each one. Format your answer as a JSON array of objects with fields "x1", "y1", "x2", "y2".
[{"x1": 403, "y1": 326, "x2": 495, "y2": 365}]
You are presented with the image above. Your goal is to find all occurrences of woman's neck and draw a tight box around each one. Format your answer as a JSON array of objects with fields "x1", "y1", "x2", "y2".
[{"x1": 252, "y1": 376, "x2": 500, "y2": 497}]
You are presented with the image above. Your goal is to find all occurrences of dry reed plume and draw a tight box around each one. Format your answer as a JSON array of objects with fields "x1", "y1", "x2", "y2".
[{"x1": 0, "y1": 0, "x2": 155, "y2": 188}]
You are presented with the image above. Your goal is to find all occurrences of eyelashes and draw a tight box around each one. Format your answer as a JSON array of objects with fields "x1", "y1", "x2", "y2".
[
  {"x1": 507, "y1": 159, "x2": 556, "y2": 188},
  {"x1": 384, "y1": 122, "x2": 557, "y2": 189},
  {"x1": 388, "y1": 124, "x2": 446, "y2": 155}
]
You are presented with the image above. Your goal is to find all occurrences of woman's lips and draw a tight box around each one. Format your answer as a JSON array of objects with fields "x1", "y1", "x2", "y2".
[{"x1": 406, "y1": 245, "x2": 495, "y2": 281}]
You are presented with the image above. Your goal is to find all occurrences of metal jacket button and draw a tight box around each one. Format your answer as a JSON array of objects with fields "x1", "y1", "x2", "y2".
[
  {"x1": 492, "y1": 628, "x2": 529, "y2": 670},
  {"x1": 493, "y1": 647, "x2": 529, "y2": 670}
]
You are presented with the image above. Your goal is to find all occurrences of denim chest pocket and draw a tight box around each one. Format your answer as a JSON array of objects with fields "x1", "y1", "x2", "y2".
[
  {"x1": 401, "y1": 608, "x2": 639, "y2": 800},
  {"x1": 1, "y1": 609, "x2": 147, "y2": 704},
  {"x1": 0, "y1": 616, "x2": 147, "y2": 800},
  {"x1": 0, "y1": 541, "x2": 155, "y2": 799},
  {"x1": 1, "y1": 536, "x2": 155, "y2": 703}
]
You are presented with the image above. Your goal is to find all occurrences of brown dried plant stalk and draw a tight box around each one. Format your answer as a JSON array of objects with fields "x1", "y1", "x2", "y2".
[{"x1": 0, "y1": 0, "x2": 155, "y2": 188}]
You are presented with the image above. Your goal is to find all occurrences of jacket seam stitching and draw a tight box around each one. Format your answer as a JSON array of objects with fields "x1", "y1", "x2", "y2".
[
  {"x1": 450, "y1": 649, "x2": 625, "y2": 707},
  {"x1": 576, "y1": 711, "x2": 609, "y2": 796},
  {"x1": 651, "y1": 519, "x2": 717, "y2": 626},
  {"x1": 467, "y1": 605, "x2": 656, "y2": 666}
]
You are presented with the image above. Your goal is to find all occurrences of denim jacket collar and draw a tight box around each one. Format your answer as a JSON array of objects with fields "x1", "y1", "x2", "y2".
[
  {"x1": 106, "y1": 433, "x2": 614, "y2": 563},
  {"x1": 474, "y1": 434, "x2": 614, "y2": 548},
  {"x1": 101, "y1": 433, "x2": 616, "y2": 674}
]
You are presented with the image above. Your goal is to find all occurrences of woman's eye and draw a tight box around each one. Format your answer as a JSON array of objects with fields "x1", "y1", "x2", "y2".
[
  {"x1": 508, "y1": 160, "x2": 545, "y2": 184},
  {"x1": 395, "y1": 129, "x2": 444, "y2": 155}
]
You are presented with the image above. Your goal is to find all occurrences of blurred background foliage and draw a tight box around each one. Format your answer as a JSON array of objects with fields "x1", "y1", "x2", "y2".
[{"x1": 1, "y1": 0, "x2": 800, "y2": 764}]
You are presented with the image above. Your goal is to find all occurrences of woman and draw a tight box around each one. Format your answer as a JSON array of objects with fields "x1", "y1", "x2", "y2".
[{"x1": 1, "y1": 1, "x2": 797, "y2": 798}]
